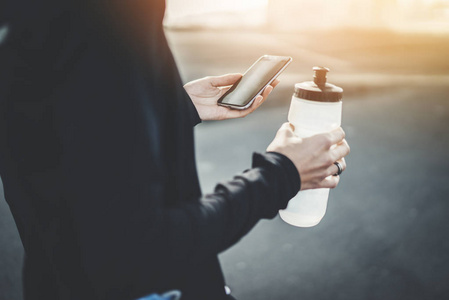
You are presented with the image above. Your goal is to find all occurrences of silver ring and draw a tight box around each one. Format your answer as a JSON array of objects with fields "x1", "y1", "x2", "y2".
[{"x1": 333, "y1": 161, "x2": 343, "y2": 176}]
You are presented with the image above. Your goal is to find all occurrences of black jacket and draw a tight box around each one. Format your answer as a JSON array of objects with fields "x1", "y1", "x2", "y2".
[{"x1": 0, "y1": 1, "x2": 300, "y2": 299}]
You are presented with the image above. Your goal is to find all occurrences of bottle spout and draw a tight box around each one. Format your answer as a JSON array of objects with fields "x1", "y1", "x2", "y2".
[
  {"x1": 313, "y1": 66, "x2": 330, "y2": 86},
  {"x1": 294, "y1": 66, "x2": 343, "y2": 102}
]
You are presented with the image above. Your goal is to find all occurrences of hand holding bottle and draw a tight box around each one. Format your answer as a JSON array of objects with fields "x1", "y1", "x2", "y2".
[{"x1": 267, "y1": 123, "x2": 350, "y2": 190}]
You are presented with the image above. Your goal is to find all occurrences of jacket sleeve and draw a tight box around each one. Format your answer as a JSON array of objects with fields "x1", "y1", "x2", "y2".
[{"x1": 161, "y1": 152, "x2": 300, "y2": 260}]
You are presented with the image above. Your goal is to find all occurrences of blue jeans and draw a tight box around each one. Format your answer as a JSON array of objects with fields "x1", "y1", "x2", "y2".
[
  {"x1": 136, "y1": 288, "x2": 237, "y2": 300},
  {"x1": 136, "y1": 290, "x2": 182, "y2": 300}
]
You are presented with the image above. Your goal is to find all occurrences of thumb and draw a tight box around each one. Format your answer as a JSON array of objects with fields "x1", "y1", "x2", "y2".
[
  {"x1": 209, "y1": 73, "x2": 242, "y2": 87},
  {"x1": 276, "y1": 122, "x2": 295, "y2": 138},
  {"x1": 281, "y1": 122, "x2": 295, "y2": 132}
]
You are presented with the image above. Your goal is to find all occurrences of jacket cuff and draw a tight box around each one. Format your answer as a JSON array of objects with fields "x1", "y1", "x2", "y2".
[{"x1": 183, "y1": 90, "x2": 202, "y2": 126}]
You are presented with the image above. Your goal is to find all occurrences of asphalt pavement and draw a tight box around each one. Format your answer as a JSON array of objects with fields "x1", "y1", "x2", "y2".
[{"x1": 1, "y1": 29, "x2": 449, "y2": 300}]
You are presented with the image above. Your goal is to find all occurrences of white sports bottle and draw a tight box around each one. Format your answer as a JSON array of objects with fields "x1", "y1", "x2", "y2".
[{"x1": 279, "y1": 67, "x2": 343, "y2": 227}]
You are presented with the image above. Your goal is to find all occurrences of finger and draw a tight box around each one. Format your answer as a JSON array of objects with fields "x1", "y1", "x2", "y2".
[
  {"x1": 318, "y1": 175, "x2": 340, "y2": 189},
  {"x1": 328, "y1": 127, "x2": 346, "y2": 146},
  {"x1": 221, "y1": 95, "x2": 262, "y2": 119},
  {"x1": 235, "y1": 96, "x2": 263, "y2": 118},
  {"x1": 314, "y1": 127, "x2": 345, "y2": 149},
  {"x1": 340, "y1": 157, "x2": 347, "y2": 171},
  {"x1": 228, "y1": 85, "x2": 274, "y2": 118},
  {"x1": 260, "y1": 85, "x2": 274, "y2": 100},
  {"x1": 254, "y1": 94, "x2": 265, "y2": 106},
  {"x1": 287, "y1": 122, "x2": 295, "y2": 132},
  {"x1": 330, "y1": 139, "x2": 350, "y2": 161},
  {"x1": 209, "y1": 73, "x2": 242, "y2": 87},
  {"x1": 325, "y1": 158, "x2": 346, "y2": 177},
  {"x1": 281, "y1": 122, "x2": 294, "y2": 131},
  {"x1": 271, "y1": 78, "x2": 281, "y2": 88},
  {"x1": 276, "y1": 122, "x2": 295, "y2": 138}
]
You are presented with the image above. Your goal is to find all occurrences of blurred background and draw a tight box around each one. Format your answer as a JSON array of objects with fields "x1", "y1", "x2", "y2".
[{"x1": 1, "y1": 1, "x2": 449, "y2": 299}]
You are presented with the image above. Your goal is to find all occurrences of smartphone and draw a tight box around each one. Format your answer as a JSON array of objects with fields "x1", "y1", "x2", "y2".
[{"x1": 217, "y1": 55, "x2": 292, "y2": 110}]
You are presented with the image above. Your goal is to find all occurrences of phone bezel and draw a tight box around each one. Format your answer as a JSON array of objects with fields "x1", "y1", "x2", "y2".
[{"x1": 217, "y1": 55, "x2": 292, "y2": 110}]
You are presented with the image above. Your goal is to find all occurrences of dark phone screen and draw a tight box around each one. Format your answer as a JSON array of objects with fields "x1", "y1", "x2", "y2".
[{"x1": 219, "y1": 56, "x2": 290, "y2": 106}]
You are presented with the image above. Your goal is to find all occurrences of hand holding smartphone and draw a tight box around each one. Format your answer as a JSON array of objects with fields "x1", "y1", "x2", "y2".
[{"x1": 217, "y1": 55, "x2": 292, "y2": 110}]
